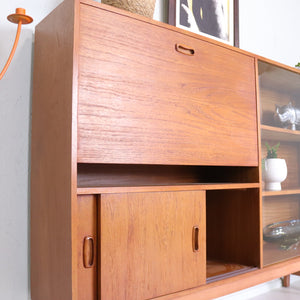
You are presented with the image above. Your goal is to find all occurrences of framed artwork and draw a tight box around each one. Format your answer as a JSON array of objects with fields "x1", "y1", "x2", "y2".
[{"x1": 169, "y1": 0, "x2": 239, "y2": 47}]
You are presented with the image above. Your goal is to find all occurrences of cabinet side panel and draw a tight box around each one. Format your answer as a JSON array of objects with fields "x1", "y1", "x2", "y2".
[{"x1": 30, "y1": 1, "x2": 76, "y2": 299}]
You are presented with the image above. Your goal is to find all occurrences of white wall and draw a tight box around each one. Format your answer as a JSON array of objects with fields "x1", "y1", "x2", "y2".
[
  {"x1": 0, "y1": 2, "x2": 63, "y2": 299},
  {"x1": 0, "y1": 1, "x2": 300, "y2": 299},
  {"x1": 239, "y1": 0, "x2": 300, "y2": 66}
]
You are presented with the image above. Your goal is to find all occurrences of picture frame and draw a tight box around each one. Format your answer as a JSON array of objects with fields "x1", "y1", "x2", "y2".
[{"x1": 169, "y1": 0, "x2": 239, "y2": 47}]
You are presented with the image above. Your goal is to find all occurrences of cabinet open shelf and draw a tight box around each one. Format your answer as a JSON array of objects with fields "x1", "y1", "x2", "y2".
[
  {"x1": 77, "y1": 183, "x2": 260, "y2": 195},
  {"x1": 263, "y1": 189, "x2": 300, "y2": 197},
  {"x1": 77, "y1": 163, "x2": 259, "y2": 188},
  {"x1": 261, "y1": 125, "x2": 300, "y2": 142},
  {"x1": 206, "y1": 189, "x2": 261, "y2": 276}
]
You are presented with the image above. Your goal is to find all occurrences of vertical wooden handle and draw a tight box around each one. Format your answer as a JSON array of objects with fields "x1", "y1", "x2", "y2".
[
  {"x1": 192, "y1": 226, "x2": 200, "y2": 252},
  {"x1": 83, "y1": 236, "x2": 94, "y2": 268},
  {"x1": 175, "y1": 43, "x2": 195, "y2": 56}
]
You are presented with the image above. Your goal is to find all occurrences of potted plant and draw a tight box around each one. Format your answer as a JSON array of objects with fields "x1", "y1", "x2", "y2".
[{"x1": 262, "y1": 142, "x2": 287, "y2": 191}]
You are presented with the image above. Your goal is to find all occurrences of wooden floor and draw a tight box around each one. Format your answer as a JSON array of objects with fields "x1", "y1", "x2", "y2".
[{"x1": 216, "y1": 275, "x2": 300, "y2": 299}]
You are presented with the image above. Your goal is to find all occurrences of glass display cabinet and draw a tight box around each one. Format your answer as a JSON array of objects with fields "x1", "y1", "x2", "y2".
[{"x1": 259, "y1": 60, "x2": 300, "y2": 266}]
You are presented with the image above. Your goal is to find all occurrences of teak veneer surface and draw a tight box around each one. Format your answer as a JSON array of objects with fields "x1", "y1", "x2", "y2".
[
  {"x1": 77, "y1": 195, "x2": 98, "y2": 299},
  {"x1": 30, "y1": 0, "x2": 78, "y2": 299},
  {"x1": 77, "y1": 3, "x2": 258, "y2": 166},
  {"x1": 77, "y1": 183, "x2": 260, "y2": 195},
  {"x1": 100, "y1": 191, "x2": 206, "y2": 299}
]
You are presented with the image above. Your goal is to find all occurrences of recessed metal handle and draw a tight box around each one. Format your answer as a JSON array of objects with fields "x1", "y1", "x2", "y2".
[
  {"x1": 192, "y1": 226, "x2": 200, "y2": 252},
  {"x1": 175, "y1": 43, "x2": 195, "y2": 56},
  {"x1": 83, "y1": 236, "x2": 94, "y2": 268}
]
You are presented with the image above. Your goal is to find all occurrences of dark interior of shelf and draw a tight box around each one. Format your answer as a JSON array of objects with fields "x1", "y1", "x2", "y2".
[
  {"x1": 206, "y1": 189, "x2": 261, "y2": 271},
  {"x1": 77, "y1": 164, "x2": 259, "y2": 187}
]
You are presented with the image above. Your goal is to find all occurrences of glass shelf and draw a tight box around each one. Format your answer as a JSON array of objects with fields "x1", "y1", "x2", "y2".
[
  {"x1": 261, "y1": 125, "x2": 300, "y2": 142},
  {"x1": 263, "y1": 189, "x2": 300, "y2": 197}
]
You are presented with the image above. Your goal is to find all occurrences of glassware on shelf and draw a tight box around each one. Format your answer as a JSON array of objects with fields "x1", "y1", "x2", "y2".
[{"x1": 263, "y1": 219, "x2": 300, "y2": 250}]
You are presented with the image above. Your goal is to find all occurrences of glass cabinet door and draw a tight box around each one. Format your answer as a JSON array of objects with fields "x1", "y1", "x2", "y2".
[{"x1": 258, "y1": 60, "x2": 300, "y2": 265}]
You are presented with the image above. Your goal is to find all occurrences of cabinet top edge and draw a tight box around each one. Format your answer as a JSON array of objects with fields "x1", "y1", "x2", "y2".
[
  {"x1": 38, "y1": 0, "x2": 299, "y2": 73},
  {"x1": 78, "y1": 0, "x2": 255, "y2": 59},
  {"x1": 78, "y1": 0, "x2": 300, "y2": 72},
  {"x1": 257, "y1": 55, "x2": 300, "y2": 74}
]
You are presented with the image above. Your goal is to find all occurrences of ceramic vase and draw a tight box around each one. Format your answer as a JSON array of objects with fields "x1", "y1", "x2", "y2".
[{"x1": 262, "y1": 158, "x2": 287, "y2": 191}]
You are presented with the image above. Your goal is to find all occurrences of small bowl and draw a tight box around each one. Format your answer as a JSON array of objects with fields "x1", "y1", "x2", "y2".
[{"x1": 263, "y1": 219, "x2": 300, "y2": 250}]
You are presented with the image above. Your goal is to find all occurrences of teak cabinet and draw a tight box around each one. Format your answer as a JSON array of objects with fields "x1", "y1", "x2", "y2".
[{"x1": 30, "y1": 0, "x2": 300, "y2": 299}]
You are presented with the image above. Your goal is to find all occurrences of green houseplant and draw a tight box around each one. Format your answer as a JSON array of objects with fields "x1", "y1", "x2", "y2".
[
  {"x1": 262, "y1": 142, "x2": 287, "y2": 191},
  {"x1": 266, "y1": 142, "x2": 280, "y2": 158}
]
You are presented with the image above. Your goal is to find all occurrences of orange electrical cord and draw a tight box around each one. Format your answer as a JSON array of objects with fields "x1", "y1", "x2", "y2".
[{"x1": 0, "y1": 8, "x2": 33, "y2": 80}]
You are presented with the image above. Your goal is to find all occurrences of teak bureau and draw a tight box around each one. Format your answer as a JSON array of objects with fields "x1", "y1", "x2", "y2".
[{"x1": 31, "y1": 0, "x2": 300, "y2": 299}]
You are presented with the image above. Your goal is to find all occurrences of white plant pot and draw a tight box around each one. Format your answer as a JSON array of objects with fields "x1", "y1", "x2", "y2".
[{"x1": 262, "y1": 158, "x2": 287, "y2": 191}]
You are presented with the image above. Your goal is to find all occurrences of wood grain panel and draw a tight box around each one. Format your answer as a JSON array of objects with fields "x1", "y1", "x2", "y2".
[
  {"x1": 77, "y1": 195, "x2": 98, "y2": 299},
  {"x1": 30, "y1": 1, "x2": 77, "y2": 299},
  {"x1": 77, "y1": 4, "x2": 258, "y2": 166},
  {"x1": 100, "y1": 191, "x2": 206, "y2": 299},
  {"x1": 77, "y1": 184, "x2": 260, "y2": 196}
]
